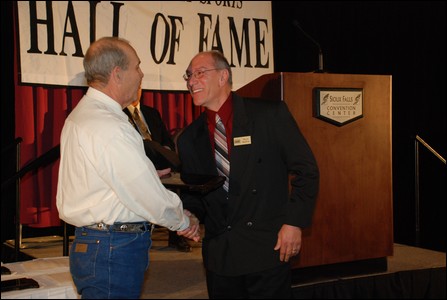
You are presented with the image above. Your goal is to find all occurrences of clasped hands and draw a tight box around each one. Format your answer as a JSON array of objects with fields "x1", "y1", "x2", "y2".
[
  {"x1": 157, "y1": 168, "x2": 201, "y2": 242},
  {"x1": 178, "y1": 209, "x2": 201, "y2": 242}
]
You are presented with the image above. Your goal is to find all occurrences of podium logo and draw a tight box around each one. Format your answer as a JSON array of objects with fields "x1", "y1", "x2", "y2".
[{"x1": 313, "y1": 88, "x2": 363, "y2": 126}]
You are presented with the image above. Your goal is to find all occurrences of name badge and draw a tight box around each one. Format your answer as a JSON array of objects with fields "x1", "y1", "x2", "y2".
[{"x1": 234, "y1": 136, "x2": 251, "y2": 146}]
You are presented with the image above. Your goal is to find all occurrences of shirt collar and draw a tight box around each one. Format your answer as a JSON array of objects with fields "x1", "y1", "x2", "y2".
[
  {"x1": 86, "y1": 87, "x2": 123, "y2": 114},
  {"x1": 206, "y1": 93, "x2": 233, "y2": 126}
]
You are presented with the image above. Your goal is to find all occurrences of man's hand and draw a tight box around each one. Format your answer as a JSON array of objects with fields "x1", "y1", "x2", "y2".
[
  {"x1": 177, "y1": 209, "x2": 201, "y2": 242},
  {"x1": 274, "y1": 224, "x2": 302, "y2": 262},
  {"x1": 157, "y1": 167, "x2": 171, "y2": 178}
]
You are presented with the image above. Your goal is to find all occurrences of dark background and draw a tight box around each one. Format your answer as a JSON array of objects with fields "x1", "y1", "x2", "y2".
[
  {"x1": 271, "y1": 1, "x2": 445, "y2": 252},
  {"x1": 2, "y1": 1, "x2": 446, "y2": 252}
]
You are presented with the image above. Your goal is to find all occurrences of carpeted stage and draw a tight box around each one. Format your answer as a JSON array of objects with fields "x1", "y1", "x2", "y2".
[
  {"x1": 291, "y1": 243, "x2": 445, "y2": 298},
  {"x1": 1, "y1": 228, "x2": 445, "y2": 299}
]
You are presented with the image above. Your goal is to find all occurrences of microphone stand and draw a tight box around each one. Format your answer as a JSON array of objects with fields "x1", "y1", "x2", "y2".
[
  {"x1": 317, "y1": 48, "x2": 324, "y2": 73},
  {"x1": 293, "y1": 20, "x2": 325, "y2": 73}
]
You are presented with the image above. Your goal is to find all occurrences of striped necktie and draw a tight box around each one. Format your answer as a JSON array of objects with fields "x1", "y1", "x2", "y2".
[
  {"x1": 133, "y1": 107, "x2": 152, "y2": 141},
  {"x1": 214, "y1": 114, "x2": 230, "y2": 192}
]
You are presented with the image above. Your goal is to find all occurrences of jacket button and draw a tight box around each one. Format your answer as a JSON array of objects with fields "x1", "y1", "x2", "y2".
[
  {"x1": 252, "y1": 189, "x2": 257, "y2": 194},
  {"x1": 227, "y1": 225, "x2": 232, "y2": 231},
  {"x1": 246, "y1": 222, "x2": 253, "y2": 227}
]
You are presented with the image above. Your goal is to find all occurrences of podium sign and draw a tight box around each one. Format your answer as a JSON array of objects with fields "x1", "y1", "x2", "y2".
[{"x1": 314, "y1": 88, "x2": 363, "y2": 126}]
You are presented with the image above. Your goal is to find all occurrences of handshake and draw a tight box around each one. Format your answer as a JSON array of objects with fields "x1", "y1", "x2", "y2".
[
  {"x1": 178, "y1": 209, "x2": 201, "y2": 242},
  {"x1": 155, "y1": 169, "x2": 201, "y2": 242}
]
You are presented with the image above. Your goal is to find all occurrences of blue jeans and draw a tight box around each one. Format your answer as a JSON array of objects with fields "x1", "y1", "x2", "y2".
[{"x1": 70, "y1": 224, "x2": 152, "y2": 299}]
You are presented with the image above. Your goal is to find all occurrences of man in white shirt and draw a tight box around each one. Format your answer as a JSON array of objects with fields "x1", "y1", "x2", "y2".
[
  {"x1": 56, "y1": 36, "x2": 199, "y2": 299},
  {"x1": 124, "y1": 89, "x2": 192, "y2": 252}
]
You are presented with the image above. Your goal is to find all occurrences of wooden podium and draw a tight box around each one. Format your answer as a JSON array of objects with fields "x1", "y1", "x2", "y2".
[{"x1": 237, "y1": 72, "x2": 393, "y2": 271}]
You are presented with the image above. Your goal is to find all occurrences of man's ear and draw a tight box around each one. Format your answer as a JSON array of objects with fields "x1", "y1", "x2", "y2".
[
  {"x1": 219, "y1": 69, "x2": 229, "y2": 86},
  {"x1": 112, "y1": 66, "x2": 122, "y2": 82}
]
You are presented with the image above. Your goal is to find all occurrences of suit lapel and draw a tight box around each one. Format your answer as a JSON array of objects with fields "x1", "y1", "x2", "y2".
[
  {"x1": 193, "y1": 114, "x2": 217, "y2": 174},
  {"x1": 229, "y1": 94, "x2": 253, "y2": 190},
  {"x1": 140, "y1": 106, "x2": 159, "y2": 139}
]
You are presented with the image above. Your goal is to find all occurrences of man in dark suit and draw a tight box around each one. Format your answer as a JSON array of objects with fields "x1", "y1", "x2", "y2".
[
  {"x1": 124, "y1": 89, "x2": 192, "y2": 252},
  {"x1": 176, "y1": 51, "x2": 320, "y2": 298}
]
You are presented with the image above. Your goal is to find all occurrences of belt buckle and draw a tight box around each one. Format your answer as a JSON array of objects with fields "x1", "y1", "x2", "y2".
[
  {"x1": 97, "y1": 222, "x2": 108, "y2": 230},
  {"x1": 115, "y1": 223, "x2": 141, "y2": 232},
  {"x1": 94, "y1": 222, "x2": 151, "y2": 232}
]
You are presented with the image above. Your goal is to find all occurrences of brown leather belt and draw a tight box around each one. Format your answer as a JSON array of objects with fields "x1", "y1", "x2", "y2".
[{"x1": 85, "y1": 222, "x2": 153, "y2": 233}]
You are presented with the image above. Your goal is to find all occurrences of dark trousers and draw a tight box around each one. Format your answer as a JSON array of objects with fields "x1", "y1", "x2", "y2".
[{"x1": 205, "y1": 264, "x2": 292, "y2": 299}]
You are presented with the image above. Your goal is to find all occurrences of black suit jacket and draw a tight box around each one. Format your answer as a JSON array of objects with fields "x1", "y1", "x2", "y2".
[
  {"x1": 177, "y1": 93, "x2": 319, "y2": 276},
  {"x1": 124, "y1": 105, "x2": 180, "y2": 170}
]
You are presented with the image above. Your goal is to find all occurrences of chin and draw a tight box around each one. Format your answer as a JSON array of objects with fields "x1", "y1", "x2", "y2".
[{"x1": 193, "y1": 98, "x2": 204, "y2": 107}]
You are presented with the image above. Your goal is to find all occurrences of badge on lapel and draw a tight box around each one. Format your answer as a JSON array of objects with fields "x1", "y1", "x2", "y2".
[{"x1": 233, "y1": 136, "x2": 251, "y2": 146}]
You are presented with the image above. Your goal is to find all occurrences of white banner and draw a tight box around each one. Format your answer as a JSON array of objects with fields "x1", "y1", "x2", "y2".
[{"x1": 17, "y1": 1, "x2": 273, "y2": 91}]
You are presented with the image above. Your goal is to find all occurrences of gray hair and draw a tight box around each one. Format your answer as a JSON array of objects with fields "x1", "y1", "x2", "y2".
[
  {"x1": 205, "y1": 50, "x2": 233, "y2": 86},
  {"x1": 83, "y1": 37, "x2": 131, "y2": 85}
]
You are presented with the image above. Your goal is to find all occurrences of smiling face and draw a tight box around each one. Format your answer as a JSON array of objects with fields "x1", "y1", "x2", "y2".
[{"x1": 185, "y1": 52, "x2": 231, "y2": 112}]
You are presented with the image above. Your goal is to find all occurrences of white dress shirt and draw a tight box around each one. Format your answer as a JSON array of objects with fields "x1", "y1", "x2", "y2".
[{"x1": 56, "y1": 88, "x2": 189, "y2": 230}]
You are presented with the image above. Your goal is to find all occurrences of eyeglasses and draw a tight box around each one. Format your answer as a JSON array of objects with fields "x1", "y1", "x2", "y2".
[{"x1": 183, "y1": 68, "x2": 220, "y2": 81}]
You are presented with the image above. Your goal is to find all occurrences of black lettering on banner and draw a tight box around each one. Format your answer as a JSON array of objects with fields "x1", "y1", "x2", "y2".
[
  {"x1": 253, "y1": 18, "x2": 269, "y2": 68},
  {"x1": 196, "y1": 13, "x2": 269, "y2": 69},
  {"x1": 22, "y1": 0, "x2": 271, "y2": 86},
  {"x1": 166, "y1": 16, "x2": 183, "y2": 65},
  {"x1": 88, "y1": 1, "x2": 100, "y2": 43},
  {"x1": 27, "y1": 1, "x2": 123, "y2": 58},
  {"x1": 27, "y1": 1, "x2": 56, "y2": 55},
  {"x1": 60, "y1": 1, "x2": 83, "y2": 57},
  {"x1": 228, "y1": 17, "x2": 251, "y2": 67},
  {"x1": 198, "y1": 13, "x2": 213, "y2": 52},
  {"x1": 111, "y1": 1, "x2": 124, "y2": 37},
  {"x1": 150, "y1": 13, "x2": 170, "y2": 64},
  {"x1": 197, "y1": 1, "x2": 243, "y2": 9}
]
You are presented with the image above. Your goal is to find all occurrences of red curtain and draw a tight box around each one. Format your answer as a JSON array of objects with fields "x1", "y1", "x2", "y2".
[{"x1": 13, "y1": 27, "x2": 202, "y2": 228}]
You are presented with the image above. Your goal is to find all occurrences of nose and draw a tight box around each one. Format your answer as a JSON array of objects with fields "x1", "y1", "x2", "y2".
[
  {"x1": 186, "y1": 76, "x2": 197, "y2": 91},
  {"x1": 190, "y1": 76, "x2": 201, "y2": 90},
  {"x1": 139, "y1": 68, "x2": 144, "y2": 78},
  {"x1": 187, "y1": 81, "x2": 193, "y2": 93}
]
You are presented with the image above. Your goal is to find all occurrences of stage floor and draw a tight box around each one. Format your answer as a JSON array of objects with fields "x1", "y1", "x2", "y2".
[{"x1": 2, "y1": 228, "x2": 446, "y2": 299}]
